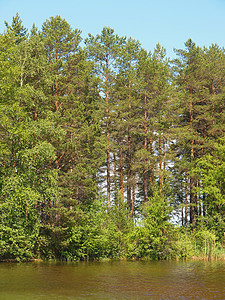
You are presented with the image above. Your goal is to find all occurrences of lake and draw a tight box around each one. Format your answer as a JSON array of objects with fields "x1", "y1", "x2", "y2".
[{"x1": 0, "y1": 260, "x2": 224, "y2": 299}]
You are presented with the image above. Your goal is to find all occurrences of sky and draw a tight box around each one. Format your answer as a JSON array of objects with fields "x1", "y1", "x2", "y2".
[{"x1": 0, "y1": 0, "x2": 225, "y2": 58}]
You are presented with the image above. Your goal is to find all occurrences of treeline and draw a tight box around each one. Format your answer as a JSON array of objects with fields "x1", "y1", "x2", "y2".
[{"x1": 0, "y1": 14, "x2": 224, "y2": 261}]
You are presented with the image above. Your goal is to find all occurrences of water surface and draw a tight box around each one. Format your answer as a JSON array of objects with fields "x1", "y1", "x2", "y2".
[{"x1": 0, "y1": 260, "x2": 224, "y2": 299}]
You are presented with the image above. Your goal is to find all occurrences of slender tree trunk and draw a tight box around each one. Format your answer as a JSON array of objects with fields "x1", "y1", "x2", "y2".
[
  {"x1": 132, "y1": 173, "x2": 135, "y2": 216},
  {"x1": 149, "y1": 137, "x2": 153, "y2": 197},
  {"x1": 54, "y1": 51, "x2": 59, "y2": 111},
  {"x1": 203, "y1": 192, "x2": 206, "y2": 217},
  {"x1": 181, "y1": 202, "x2": 184, "y2": 227},
  {"x1": 69, "y1": 132, "x2": 74, "y2": 210},
  {"x1": 127, "y1": 80, "x2": 132, "y2": 209},
  {"x1": 190, "y1": 177, "x2": 198, "y2": 225},
  {"x1": 189, "y1": 95, "x2": 198, "y2": 225},
  {"x1": 185, "y1": 175, "x2": 188, "y2": 226},
  {"x1": 198, "y1": 180, "x2": 201, "y2": 217},
  {"x1": 113, "y1": 152, "x2": 118, "y2": 206},
  {"x1": 159, "y1": 132, "x2": 162, "y2": 195},
  {"x1": 119, "y1": 138, "x2": 124, "y2": 200},
  {"x1": 143, "y1": 92, "x2": 148, "y2": 202},
  {"x1": 106, "y1": 101, "x2": 110, "y2": 208},
  {"x1": 106, "y1": 54, "x2": 111, "y2": 208}
]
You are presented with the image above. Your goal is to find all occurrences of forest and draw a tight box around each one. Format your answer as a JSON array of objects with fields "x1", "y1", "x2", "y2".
[{"x1": 0, "y1": 14, "x2": 224, "y2": 261}]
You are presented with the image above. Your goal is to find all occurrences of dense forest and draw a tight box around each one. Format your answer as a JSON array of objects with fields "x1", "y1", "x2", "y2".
[{"x1": 0, "y1": 14, "x2": 224, "y2": 261}]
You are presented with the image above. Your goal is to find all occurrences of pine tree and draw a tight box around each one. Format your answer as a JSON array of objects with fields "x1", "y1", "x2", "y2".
[
  {"x1": 113, "y1": 37, "x2": 141, "y2": 212},
  {"x1": 4, "y1": 13, "x2": 28, "y2": 44},
  {"x1": 135, "y1": 45, "x2": 171, "y2": 204},
  {"x1": 173, "y1": 40, "x2": 225, "y2": 225},
  {"x1": 41, "y1": 15, "x2": 82, "y2": 112},
  {"x1": 85, "y1": 27, "x2": 124, "y2": 207}
]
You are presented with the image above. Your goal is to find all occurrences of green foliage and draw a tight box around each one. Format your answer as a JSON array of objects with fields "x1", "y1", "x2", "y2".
[
  {"x1": 170, "y1": 226, "x2": 223, "y2": 259},
  {"x1": 171, "y1": 228, "x2": 196, "y2": 259},
  {"x1": 126, "y1": 193, "x2": 172, "y2": 259},
  {"x1": 65, "y1": 198, "x2": 132, "y2": 260},
  {"x1": 0, "y1": 15, "x2": 224, "y2": 262},
  {"x1": 0, "y1": 34, "x2": 18, "y2": 103},
  {"x1": 196, "y1": 138, "x2": 225, "y2": 207},
  {"x1": 0, "y1": 176, "x2": 40, "y2": 260},
  {"x1": 4, "y1": 12, "x2": 28, "y2": 44}
]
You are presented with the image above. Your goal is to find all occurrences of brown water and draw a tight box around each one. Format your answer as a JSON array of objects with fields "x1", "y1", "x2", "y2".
[{"x1": 0, "y1": 260, "x2": 224, "y2": 299}]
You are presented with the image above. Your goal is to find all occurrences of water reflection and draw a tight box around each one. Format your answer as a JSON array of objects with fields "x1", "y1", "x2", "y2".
[{"x1": 0, "y1": 260, "x2": 224, "y2": 299}]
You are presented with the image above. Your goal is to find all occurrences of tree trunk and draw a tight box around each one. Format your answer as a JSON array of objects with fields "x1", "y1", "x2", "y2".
[
  {"x1": 190, "y1": 177, "x2": 198, "y2": 225},
  {"x1": 143, "y1": 92, "x2": 148, "y2": 202},
  {"x1": 132, "y1": 174, "x2": 135, "y2": 216},
  {"x1": 113, "y1": 152, "x2": 118, "y2": 205},
  {"x1": 54, "y1": 51, "x2": 59, "y2": 111},
  {"x1": 127, "y1": 81, "x2": 132, "y2": 209},
  {"x1": 106, "y1": 54, "x2": 111, "y2": 208},
  {"x1": 149, "y1": 137, "x2": 153, "y2": 197},
  {"x1": 159, "y1": 133, "x2": 162, "y2": 195},
  {"x1": 185, "y1": 175, "x2": 188, "y2": 226},
  {"x1": 189, "y1": 94, "x2": 198, "y2": 225},
  {"x1": 203, "y1": 193, "x2": 206, "y2": 217},
  {"x1": 119, "y1": 138, "x2": 124, "y2": 200}
]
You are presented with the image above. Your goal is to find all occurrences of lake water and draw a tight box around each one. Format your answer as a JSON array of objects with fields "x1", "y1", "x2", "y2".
[{"x1": 0, "y1": 260, "x2": 224, "y2": 299}]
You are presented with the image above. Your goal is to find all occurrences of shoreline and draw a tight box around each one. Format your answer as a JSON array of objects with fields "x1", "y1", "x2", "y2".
[{"x1": 1, "y1": 255, "x2": 225, "y2": 263}]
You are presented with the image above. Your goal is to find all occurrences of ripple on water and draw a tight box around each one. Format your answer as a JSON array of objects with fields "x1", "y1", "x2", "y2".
[{"x1": 0, "y1": 260, "x2": 224, "y2": 299}]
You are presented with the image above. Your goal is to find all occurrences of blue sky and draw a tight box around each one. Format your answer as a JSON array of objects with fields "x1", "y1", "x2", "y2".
[{"x1": 0, "y1": 0, "x2": 225, "y2": 58}]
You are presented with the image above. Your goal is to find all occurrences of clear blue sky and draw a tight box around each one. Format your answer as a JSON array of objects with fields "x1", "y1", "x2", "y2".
[{"x1": 0, "y1": 0, "x2": 225, "y2": 58}]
